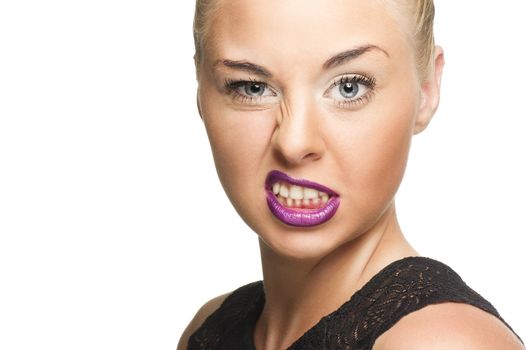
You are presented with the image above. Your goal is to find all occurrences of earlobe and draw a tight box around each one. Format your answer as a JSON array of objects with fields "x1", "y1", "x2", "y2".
[{"x1": 413, "y1": 46, "x2": 445, "y2": 135}]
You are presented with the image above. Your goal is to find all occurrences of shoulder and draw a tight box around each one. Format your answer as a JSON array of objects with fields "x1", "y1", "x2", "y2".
[
  {"x1": 176, "y1": 292, "x2": 231, "y2": 350},
  {"x1": 373, "y1": 302, "x2": 525, "y2": 350},
  {"x1": 177, "y1": 281, "x2": 264, "y2": 349}
]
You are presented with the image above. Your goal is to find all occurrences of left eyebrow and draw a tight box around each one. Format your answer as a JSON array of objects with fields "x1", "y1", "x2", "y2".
[{"x1": 322, "y1": 45, "x2": 390, "y2": 70}]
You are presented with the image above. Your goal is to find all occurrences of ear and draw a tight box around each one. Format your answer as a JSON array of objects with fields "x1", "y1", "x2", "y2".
[{"x1": 413, "y1": 46, "x2": 445, "y2": 134}]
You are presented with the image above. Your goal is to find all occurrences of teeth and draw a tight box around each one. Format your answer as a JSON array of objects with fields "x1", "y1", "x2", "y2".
[
  {"x1": 272, "y1": 181, "x2": 333, "y2": 207},
  {"x1": 276, "y1": 193, "x2": 331, "y2": 209},
  {"x1": 279, "y1": 185, "x2": 289, "y2": 198},
  {"x1": 290, "y1": 185, "x2": 303, "y2": 199},
  {"x1": 303, "y1": 188, "x2": 319, "y2": 199}
]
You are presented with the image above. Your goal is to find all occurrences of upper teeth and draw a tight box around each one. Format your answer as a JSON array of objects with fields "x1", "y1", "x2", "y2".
[{"x1": 272, "y1": 181, "x2": 329, "y2": 200}]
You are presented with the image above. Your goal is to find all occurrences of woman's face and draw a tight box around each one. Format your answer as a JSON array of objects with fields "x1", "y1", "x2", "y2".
[{"x1": 196, "y1": 0, "x2": 441, "y2": 259}]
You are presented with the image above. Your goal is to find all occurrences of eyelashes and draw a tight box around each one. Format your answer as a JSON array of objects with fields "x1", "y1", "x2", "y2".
[
  {"x1": 223, "y1": 77, "x2": 277, "y2": 105},
  {"x1": 222, "y1": 74, "x2": 376, "y2": 110},
  {"x1": 326, "y1": 75, "x2": 376, "y2": 109}
]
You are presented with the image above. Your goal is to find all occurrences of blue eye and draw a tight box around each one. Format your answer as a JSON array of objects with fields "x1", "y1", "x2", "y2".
[
  {"x1": 223, "y1": 78, "x2": 277, "y2": 105},
  {"x1": 328, "y1": 76, "x2": 372, "y2": 101},
  {"x1": 244, "y1": 82, "x2": 266, "y2": 96},
  {"x1": 324, "y1": 74, "x2": 376, "y2": 109},
  {"x1": 339, "y1": 81, "x2": 360, "y2": 99}
]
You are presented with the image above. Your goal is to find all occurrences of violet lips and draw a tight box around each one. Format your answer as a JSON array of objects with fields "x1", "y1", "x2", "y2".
[{"x1": 265, "y1": 170, "x2": 340, "y2": 227}]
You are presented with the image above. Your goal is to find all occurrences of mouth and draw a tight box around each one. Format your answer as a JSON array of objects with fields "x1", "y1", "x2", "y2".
[{"x1": 265, "y1": 170, "x2": 340, "y2": 227}]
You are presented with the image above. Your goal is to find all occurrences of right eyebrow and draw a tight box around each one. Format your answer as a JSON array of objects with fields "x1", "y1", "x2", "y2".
[{"x1": 213, "y1": 59, "x2": 273, "y2": 78}]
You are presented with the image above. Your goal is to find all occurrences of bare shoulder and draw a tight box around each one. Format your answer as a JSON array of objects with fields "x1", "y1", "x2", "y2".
[
  {"x1": 176, "y1": 292, "x2": 232, "y2": 350},
  {"x1": 373, "y1": 302, "x2": 525, "y2": 350}
]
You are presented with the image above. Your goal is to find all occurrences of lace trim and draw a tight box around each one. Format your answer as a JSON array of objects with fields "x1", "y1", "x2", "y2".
[{"x1": 188, "y1": 256, "x2": 523, "y2": 350}]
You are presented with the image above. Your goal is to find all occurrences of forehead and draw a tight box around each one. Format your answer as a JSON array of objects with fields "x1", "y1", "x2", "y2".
[{"x1": 204, "y1": 0, "x2": 411, "y2": 73}]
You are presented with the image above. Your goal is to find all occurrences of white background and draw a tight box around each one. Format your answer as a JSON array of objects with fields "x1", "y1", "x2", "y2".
[{"x1": 1, "y1": 1, "x2": 525, "y2": 349}]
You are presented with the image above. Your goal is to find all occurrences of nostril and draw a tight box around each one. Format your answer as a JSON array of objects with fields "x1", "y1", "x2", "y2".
[
  {"x1": 271, "y1": 119, "x2": 325, "y2": 164},
  {"x1": 303, "y1": 152, "x2": 321, "y2": 161},
  {"x1": 273, "y1": 149, "x2": 322, "y2": 165}
]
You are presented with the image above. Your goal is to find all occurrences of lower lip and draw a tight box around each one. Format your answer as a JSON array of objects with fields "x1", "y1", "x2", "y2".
[{"x1": 266, "y1": 191, "x2": 340, "y2": 227}]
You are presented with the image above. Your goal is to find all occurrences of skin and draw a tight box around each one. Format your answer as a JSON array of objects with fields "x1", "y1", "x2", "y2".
[{"x1": 179, "y1": 0, "x2": 525, "y2": 349}]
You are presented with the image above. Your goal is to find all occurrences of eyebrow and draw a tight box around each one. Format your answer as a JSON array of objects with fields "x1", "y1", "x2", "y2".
[
  {"x1": 322, "y1": 45, "x2": 389, "y2": 70},
  {"x1": 213, "y1": 60, "x2": 273, "y2": 78},
  {"x1": 213, "y1": 45, "x2": 389, "y2": 78}
]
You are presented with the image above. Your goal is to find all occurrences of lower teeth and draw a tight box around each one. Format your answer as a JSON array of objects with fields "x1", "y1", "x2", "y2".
[{"x1": 277, "y1": 195, "x2": 326, "y2": 209}]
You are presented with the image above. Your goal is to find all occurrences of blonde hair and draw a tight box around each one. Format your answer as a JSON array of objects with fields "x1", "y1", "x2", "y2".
[
  {"x1": 193, "y1": 0, "x2": 436, "y2": 78},
  {"x1": 192, "y1": 0, "x2": 222, "y2": 77},
  {"x1": 405, "y1": 0, "x2": 436, "y2": 78}
]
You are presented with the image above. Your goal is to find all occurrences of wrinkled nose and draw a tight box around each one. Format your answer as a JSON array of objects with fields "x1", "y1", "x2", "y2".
[{"x1": 272, "y1": 99, "x2": 326, "y2": 166}]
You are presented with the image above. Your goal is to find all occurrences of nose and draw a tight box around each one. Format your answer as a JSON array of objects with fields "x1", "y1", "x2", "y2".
[{"x1": 272, "y1": 99, "x2": 326, "y2": 165}]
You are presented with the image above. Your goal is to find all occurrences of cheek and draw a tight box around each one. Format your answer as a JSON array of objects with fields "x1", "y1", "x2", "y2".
[
  {"x1": 363, "y1": 114, "x2": 413, "y2": 201},
  {"x1": 331, "y1": 90, "x2": 418, "y2": 213},
  {"x1": 200, "y1": 91, "x2": 275, "y2": 200}
]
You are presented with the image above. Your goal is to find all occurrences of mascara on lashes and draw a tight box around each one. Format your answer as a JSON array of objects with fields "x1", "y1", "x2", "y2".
[{"x1": 223, "y1": 74, "x2": 377, "y2": 108}]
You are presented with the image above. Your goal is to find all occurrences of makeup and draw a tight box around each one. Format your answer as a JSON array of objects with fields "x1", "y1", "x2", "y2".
[{"x1": 265, "y1": 170, "x2": 340, "y2": 227}]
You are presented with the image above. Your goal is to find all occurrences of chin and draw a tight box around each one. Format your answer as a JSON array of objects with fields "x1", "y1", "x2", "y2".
[
  {"x1": 250, "y1": 212, "x2": 361, "y2": 261},
  {"x1": 227, "y1": 180, "x2": 395, "y2": 262}
]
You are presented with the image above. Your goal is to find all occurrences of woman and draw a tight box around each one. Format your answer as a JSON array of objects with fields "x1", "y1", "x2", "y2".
[{"x1": 179, "y1": 0, "x2": 524, "y2": 349}]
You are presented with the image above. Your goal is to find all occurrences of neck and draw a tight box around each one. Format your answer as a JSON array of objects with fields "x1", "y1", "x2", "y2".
[{"x1": 254, "y1": 204, "x2": 418, "y2": 350}]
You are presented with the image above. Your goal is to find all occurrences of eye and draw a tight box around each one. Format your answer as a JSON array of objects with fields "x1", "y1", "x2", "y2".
[
  {"x1": 325, "y1": 74, "x2": 376, "y2": 109},
  {"x1": 339, "y1": 81, "x2": 360, "y2": 99},
  {"x1": 223, "y1": 78, "x2": 277, "y2": 105},
  {"x1": 243, "y1": 82, "x2": 267, "y2": 97}
]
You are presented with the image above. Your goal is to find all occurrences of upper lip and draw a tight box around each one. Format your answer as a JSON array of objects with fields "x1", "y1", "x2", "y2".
[{"x1": 265, "y1": 170, "x2": 339, "y2": 197}]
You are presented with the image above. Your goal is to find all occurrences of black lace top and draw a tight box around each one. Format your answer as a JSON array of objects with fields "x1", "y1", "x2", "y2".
[{"x1": 188, "y1": 256, "x2": 522, "y2": 349}]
